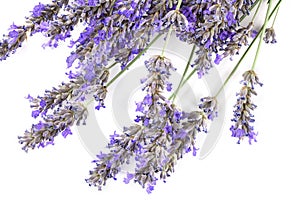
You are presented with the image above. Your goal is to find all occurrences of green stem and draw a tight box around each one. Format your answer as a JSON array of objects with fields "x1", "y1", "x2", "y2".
[
  {"x1": 107, "y1": 62, "x2": 118, "y2": 70},
  {"x1": 176, "y1": 0, "x2": 183, "y2": 10},
  {"x1": 251, "y1": 0, "x2": 263, "y2": 21},
  {"x1": 169, "y1": 44, "x2": 196, "y2": 101},
  {"x1": 106, "y1": 34, "x2": 162, "y2": 87},
  {"x1": 251, "y1": 0, "x2": 273, "y2": 70},
  {"x1": 161, "y1": 28, "x2": 173, "y2": 57},
  {"x1": 271, "y1": 4, "x2": 280, "y2": 28}
]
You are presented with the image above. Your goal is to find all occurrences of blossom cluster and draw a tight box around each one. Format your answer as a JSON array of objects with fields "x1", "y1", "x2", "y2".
[{"x1": 0, "y1": 0, "x2": 281, "y2": 194}]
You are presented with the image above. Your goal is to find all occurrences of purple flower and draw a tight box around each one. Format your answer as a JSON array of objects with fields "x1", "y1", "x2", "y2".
[
  {"x1": 251, "y1": 30, "x2": 258, "y2": 38},
  {"x1": 166, "y1": 82, "x2": 172, "y2": 92},
  {"x1": 66, "y1": 53, "x2": 78, "y2": 68},
  {"x1": 31, "y1": 110, "x2": 40, "y2": 118},
  {"x1": 143, "y1": 94, "x2": 152, "y2": 106},
  {"x1": 174, "y1": 110, "x2": 182, "y2": 122},
  {"x1": 204, "y1": 39, "x2": 212, "y2": 49},
  {"x1": 230, "y1": 126, "x2": 257, "y2": 144},
  {"x1": 214, "y1": 54, "x2": 223, "y2": 65},
  {"x1": 65, "y1": 70, "x2": 79, "y2": 79},
  {"x1": 95, "y1": 103, "x2": 105, "y2": 110},
  {"x1": 39, "y1": 99, "x2": 46, "y2": 108},
  {"x1": 76, "y1": 0, "x2": 85, "y2": 6},
  {"x1": 8, "y1": 30, "x2": 19, "y2": 39},
  {"x1": 143, "y1": 118, "x2": 149, "y2": 126},
  {"x1": 62, "y1": 127, "x2": 72, "y2": 138},
  {"x1": 88, "y1": 0, "x2": 97, "y2": 6},
  {"x1": 84, "y1": 71, "x2": 95, "y2": 82},
  {"x1": 39, "y1": 21, "x2": 49, "y2": 32},
  {"x1": 159, "y1": 107, "x2": 166, "y2": 116},
  {"x1": 219, "y1": 30, "x2": 232, "y2": 41},
  {"x1": 135, "y1": 102, "x2": 144, "y2": 112},
  {"x1": 32, "y1": 3, "x2": 45, "y2": 17},
  {"x1": 164, "y1": 124, "x2": 172, "y2": 134},
  {"x1": 175, "y1": 129, "x2": 187, "y2": 139},
  {"x1": 192, "y1": 146, "x2": 198, "y2": 156},
  {"x1": 264, "y1": 27, "x2": 277, "y2": 44},
  {"x1": 226, "y1": 11, "x2": 236, "y2": 26},
  {"x1": 34, "y1": 121, "x2": 44, "y2": 130},
  {"x1": 26, "y1": 94, "x2": 33, "y2": 101},
  {"x1": 109, "y1": 131, "x2": 119, "y2": 145},
  {"x1": 146, "y1": 185, "x2": 155, "y2": 194},
  {"x1": 123, "y1": 173, "x2": 134, "y2": 184}
]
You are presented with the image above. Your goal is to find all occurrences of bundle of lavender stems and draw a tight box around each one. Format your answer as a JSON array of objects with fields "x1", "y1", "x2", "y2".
[{"x1": 0, "y1": 0, "x2": 281, "y2": 193}]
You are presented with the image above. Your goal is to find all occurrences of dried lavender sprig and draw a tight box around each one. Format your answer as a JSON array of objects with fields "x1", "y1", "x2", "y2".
[
  {"x1": 230, "y1": 70, "x2": 262, "y2": 144},
  {"x1": 0, "y1": 0, "x2": 69, "y2": 60},
  {"x1": 86, "y1": 125, "x2": 144, "y2": 191},
  {"x1": 192, "y1": 46, "x2": 214, "y2": 78},
  {"x1": 18, "y1": 102, "x2": 88, "y2": 152},
  {"x1": 166, "y1": 110, "x2": 207, "y2": 160},
  {"x1": 19, "y1": 62, "x2": 111, "y2": 152},
  {"x1": 133, "y1": 104, "x2": 183, "y2": 193},
  {"x1": 263, "y1": 1, "x2": 279, "y2": 44},
  {"x1": 263, "y1": 27, "x2": 276, "y2": 44},
  {"x1": 28, "y1": 66, "x2": 109, "y2": 117}
]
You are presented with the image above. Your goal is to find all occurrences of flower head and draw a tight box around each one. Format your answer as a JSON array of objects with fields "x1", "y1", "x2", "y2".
[
  {"x1": 264, "y1": 27, "x2": 277, "y2": 44},
  {"x1": 231, "y1": 70, "x2": 262, "y2": 144},
  {"x1": 199, "y1": 97, "x2": 218, "y2": 120},
  {"x1": 32, "y1": 3, "x2": 45, "y2": 17}
]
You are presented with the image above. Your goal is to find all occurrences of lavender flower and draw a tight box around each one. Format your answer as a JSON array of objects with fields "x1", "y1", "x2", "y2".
[
  {"x1": 32, "y1": 3, "x2": 45, "y2": 17},
  {"x1": 199, "y1": 96, "x2": 218, "y2": 120},
  {"x1": 231, "y1": 70, "x2": 262, "y2": 144},
  {"x1": 160, "y1": 10, "x2": 189, "y2": 32},
  {"x1": 192, "y1": 47, "x2": 213, "y2": 78},
  {"x1": 19, "y1": 103, "x2": 88, "y2": 152},
  {"x1": 0, "y1": 0, "x2": 69, "y2": 60},
  {"x1": 264, "y1": 27, "x2": 277, "y2": 43}
]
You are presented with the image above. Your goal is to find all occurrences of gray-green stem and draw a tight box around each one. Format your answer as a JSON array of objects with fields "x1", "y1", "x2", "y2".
[
  {"x1": 271, "y1": 1, "x2": 280, "y2": 27},
  {"x1": 251, "y1": 0, "x2": 263, "y2": 21},
  {"x1": 169, "y1": 44, "x2": 196, "y2": 101}
]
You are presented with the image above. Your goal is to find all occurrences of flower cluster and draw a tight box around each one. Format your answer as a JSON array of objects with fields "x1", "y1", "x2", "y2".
[
  {"x1": 85, "y1": 55, "x2": 210, "y2": 193},
  {"x1": 230, "y1": 70, "x2": 263, "y2": 144},
  {"x1": 0, "y1": 0, "x2": 281, "y2": 194}
]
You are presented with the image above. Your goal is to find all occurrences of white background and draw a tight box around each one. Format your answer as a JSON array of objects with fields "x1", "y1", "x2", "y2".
[{"x1": 0, "y1": 1, "x2": 299, "y2": 199}]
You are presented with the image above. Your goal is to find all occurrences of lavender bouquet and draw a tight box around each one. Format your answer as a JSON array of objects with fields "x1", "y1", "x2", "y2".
[{"x1": 0, "y1": 0, "x2": 281, "y2": 194}]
